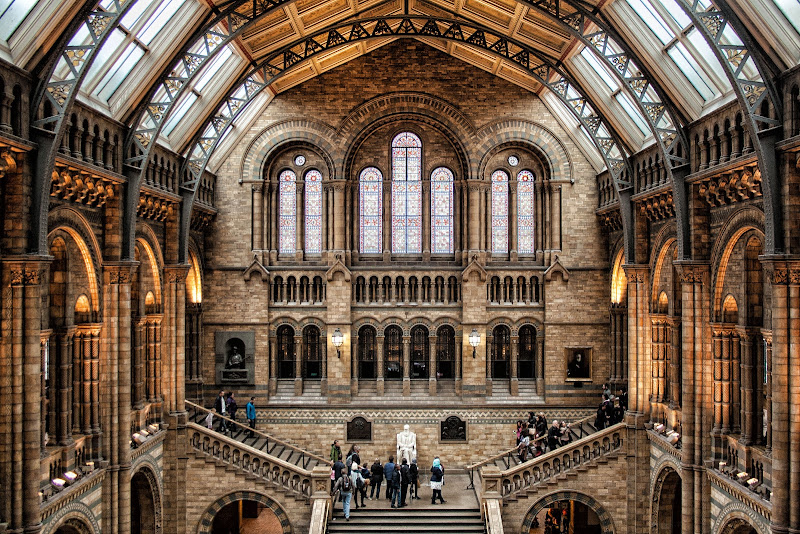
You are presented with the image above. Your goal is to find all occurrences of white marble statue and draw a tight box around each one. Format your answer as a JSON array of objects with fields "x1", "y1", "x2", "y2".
[{"x1": 396, "y1": 424, "x2": 417, "y2": 463}]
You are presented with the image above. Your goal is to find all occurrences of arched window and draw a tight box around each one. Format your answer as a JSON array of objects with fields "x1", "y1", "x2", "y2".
[
  {"x1": 491, "y1": 170, "x2": 509, "y2": 254},
  {"x1": 304, "y1": 170, "x2": 322, "y2": 254},
  {"x1": 277, "y1": 325, "x2": 295, "y2": 379},
  {"x1": 436, "y1": 326, "x2": 456, "y2": 380},
  {"x1": 358, "y1": 326, "x2": 377, "y2": 380},
  {"x1": 431, "y1": 167, "x2": 454, "y2": 254},
  {"x1": 392, "y1": 132, "x2": 422, "y2": 254},
  {"x1": 384, "y1": 326, "x2": 403, "y2": 380},
  {"x1": 517, "y1": 170, "x2": 535, "y2": 254},
  {"x1": 518, "y1": 325, "x2": 536, "y2": 379},
  {"x1": 410, "y1": 325, "x2": 429, "y2": 379},
  {"x1": 359, "y1": 167, "x2": 383, "y2": 254},
  {"x1": 303, "y1": 326, "x2": 321, "y2": 379},
  {"x1": 491, "y1": 325, "x2": 510, "y2": 378},
  {"x1": 279, "y1": 170, "x2": 296, "y2": 255}
]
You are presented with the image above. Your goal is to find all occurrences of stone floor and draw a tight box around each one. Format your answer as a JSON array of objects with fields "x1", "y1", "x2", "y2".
[{"x1": 340, "y1": 473, "x2": 479, "y2": 511}]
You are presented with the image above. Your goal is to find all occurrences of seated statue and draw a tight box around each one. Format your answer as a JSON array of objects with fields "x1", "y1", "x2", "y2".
[{"x1": 396, "y1": 424, "x2": 417, "y2": 463}]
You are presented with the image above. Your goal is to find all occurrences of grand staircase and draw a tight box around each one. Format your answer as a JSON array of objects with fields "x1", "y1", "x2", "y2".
[
  {"x1": 185, "y1": 400, "x2": 330, "y2": 501},
  {"x1": 327, "y1": 507, "x2": 485, "y2": 533}
]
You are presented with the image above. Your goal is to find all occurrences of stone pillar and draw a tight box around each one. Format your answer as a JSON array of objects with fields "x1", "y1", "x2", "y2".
[
  {"x1": 669, "y1": 318, "x2": 681, "y2": 409},
  {"x1": 623, "y1": 265, "x2": 651, "y2": 416},
  {"x1": 509, "y1": 180, "x2": 518, "y2": 261},
  {"x1": 455, "y1": 333, "x2": 463, "y2": 395},
  {"x1": 468, "y1": 183, "x2": 480, "y2": 251},
  {"x1": 0, "y1": 259, "x2": 48, "y2": 534},
  {"x1": 101, "y1": 262, "x2": 136, "y2": 534},
  {"x1": 536, "y1": 337, "x2": 545, "y2": 397},
  {"x1": 429, "y1": 335, "x2": 437, "y2": 395},
  {"x1": 294, "y1": 335, "x2": 303, "y2": 396},
  {"x1": 383, "y1": 178, "x2": 391, "y2": 259},
  {"x1": 269, "y1": 335, "x2": 277, "y2": 396},
  {"x1": 296, "y1": 180, "x2": 304, "y2": 261},
  {"x1": 377, "y1": 336, "x2": 385, "y2": 396},
  {"x1": 58, "y1": 331, "x2": 74, "y2": 445},
  {"x1": 270, "y1": 182, "x2": 278, "y2": 262},
  {"x1": 423, "y1": 177, "x2": 431, "y2": 260},
  {"x1": 730, "y1": 333, "x2": 741, "y2": 434},
  {"x1": 510, "y1": 336, "x2": 519, "y2": 396},
  {"x1": 402, "y1": 337, "x2": 410, "y2": 396},
  {"x1": 454, "y1": 182, "x2": 462, "y2": 255},
  {"x1": 351, "y1": 183, "x2": 359, "y2": 260},
  {"x1": 738, "y1": 329, "x2": 754, "y2": 444}
]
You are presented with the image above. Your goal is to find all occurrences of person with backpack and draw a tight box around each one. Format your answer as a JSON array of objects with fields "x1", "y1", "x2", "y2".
[
  {"x1": 350, "y1": 463, "x2": 366, "y2": 509},
  {"x1": 330, "y1": 439, "x2": 342, "y2": 463},
  {"x1": 369, "y1": 458, "x2": 383, "y2": 500},
  {"x1": 430, "y1": 457, "x2": 445, "y2": 504},
  {"x1": 332, "y1": 466, "x2": 354, "y2": 521},
  {"x1": 409, "y1": 458, "x2": 420, "y2": 500}
]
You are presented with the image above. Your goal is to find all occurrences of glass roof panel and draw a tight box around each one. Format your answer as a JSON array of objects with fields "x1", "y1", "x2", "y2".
[
  {"x1": 615, "y1": 92, "x2": 649, "y2": 135},
  {"x1": 162, "y1": 91, "x2": 197, "y2": 136},
  {"x1": 626, "y1": 0, "x2": 673, "y2": 44},
  {"x1": 580, "y1": 48, "x2": 618, "y2": 91},
  {"x1": 96, "y1": 42, "x2": 145, "y2": 101},
  {"x1": 0, "y1": 0, "x2": 38, "y2": 41},
  {"x1": 774, "y1": 0, "x2": 800, "y2": 34},
  {"x1": 667, "y1": 41, "x2": 715, "y2": 100},
  {"x1": 139, "y1": 0, "x2": 182, "y2": 45}
]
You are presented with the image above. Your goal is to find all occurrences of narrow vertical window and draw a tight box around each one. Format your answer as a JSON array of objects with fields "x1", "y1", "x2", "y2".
[
  {"x1": 359, "y1": 167, "x2": 383, "y2": 254},
  {"x1": 279, "y1": 170, "x2": 296, "y2": 254},
  {"x1": 392, "y1": 132, "x2": 422, "y2": 254},
  {"x1": 304, "y1": 170, "x2": 322, "y2": 254},
  {"x1": 431, "y1": 167, "x2": 454, "y2": 254},
  {"x1": 517, "y1": 170, "x2": 535, "y2": 254},
  {"x1": 491, "y1": 170, "x2": 509, "y2": 254}
]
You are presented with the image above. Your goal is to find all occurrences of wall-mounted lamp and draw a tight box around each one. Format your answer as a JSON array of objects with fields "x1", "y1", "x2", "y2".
[
  {"x1": 469, "y1": 329, "x2": 480, "y2": 358},
  {"x1": 332, "y1": 328, "x2": 344, "y2": 358}
]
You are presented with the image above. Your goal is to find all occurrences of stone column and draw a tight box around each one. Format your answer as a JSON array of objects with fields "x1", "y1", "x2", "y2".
[
  {"x1": 623, "y1": 265, "x2": 651, "y2": 416},
  {"x1": 738, "y1": 329, "x2": 754, "y2": 444},
  {"x1": 423, "y1": 177, "x2": 431, "y2": 260},
  {"x1": 383, "y1": 178, "x2": 391, "y2": 259},
  {"x1": 321, "y1": 184, "x2": 329, "y2": 252},
  {"x1": 429, "y1": 335, "x2": 437, "y2": 395},
  {"x1": 102, "y1": 262, "x2": 136, "y2": 534},
  {"x1": 455, "y1": 333, "x2": 463, "y2": 396},
  {"x1": 402, "y1": 337, "x2": 410, "y2": 396},
  {"x1": 468, "y1": 182, "x2": 480, "y2": 251},
  {"x1": 551, "y1": 184, "x2": 562, "y2": 251},
  {"x1": 1, "y1": 259, "x2": 48, "y2": 534},
  {"x1": 536, "y1": 337, "x2": 545, "y2": 397},
  {"x1": 377, "y1": 336, "x2": 385, "y2": 396},
  {"x1": 669, "y1": 318, "x2": 681, "y2": 408},
  {"x1": 454, "y1": 182, "x2": 462, "y2": 255},
  {"x1": 295, "y1": 335, "x2": 303, "y2": 396},
  {"x1": 510, "y1": 336, "x2": 519, "y2": 396},
  {"x1": 730, "y1": 332, "x2": 741, "y2": 434},
  {"x1": 352, "y1": 183, "x2": 359, "y2": 260},
  {"x1": 269, "y1": 335, "x2": 277, "y2": 396},
  {"x1": 270, "y1": 182, "x2": 278, "y2": 263}
]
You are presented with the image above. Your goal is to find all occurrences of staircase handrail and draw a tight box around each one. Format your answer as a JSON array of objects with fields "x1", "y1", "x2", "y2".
[
  {"x1": 465, "y1": 413, "x2": 596, "y2": 472},
  {"x1": 185, "y1": 400, "x2": 332, "y2": 467},
  {"x1": 187, "y1": 422, "x2": 314, "y2": 500},
  {"x1": 493, "y1": 422, "x2": 625, "y2": 500}
]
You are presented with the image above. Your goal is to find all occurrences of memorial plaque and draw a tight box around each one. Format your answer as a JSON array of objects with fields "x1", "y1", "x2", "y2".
[
  {"x1": 215, "y1": 331, "x2": 255, "y2": 385},
  {"x1": 440, "y1": 415, "x2": 467, "y2": 441},
  {"x1": 347, "y1": 416, "x2": 372, "y2": 442}
]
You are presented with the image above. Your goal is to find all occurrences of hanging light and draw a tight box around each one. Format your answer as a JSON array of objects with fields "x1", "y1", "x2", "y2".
[
  {"x1": 469, "y1": 329, "x2": 480, "y2": 358},
  {"x1": 332, "y1": 328, "x2": 344, "y2": 358}
]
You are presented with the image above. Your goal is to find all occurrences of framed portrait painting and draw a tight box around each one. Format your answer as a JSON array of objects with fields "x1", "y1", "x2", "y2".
[{"x1": 565, "y1": 347, "x2": 592, "y2": 382}]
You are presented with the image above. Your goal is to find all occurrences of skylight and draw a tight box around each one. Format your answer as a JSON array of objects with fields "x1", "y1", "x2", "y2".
[{"x1": 0, "y1": 0, "x2": 37, "y2": 42}]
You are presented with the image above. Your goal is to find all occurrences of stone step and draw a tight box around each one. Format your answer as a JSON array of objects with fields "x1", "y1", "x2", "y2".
[{"x1": 328, "y1": 508, "x2": 484, "y2": 533}]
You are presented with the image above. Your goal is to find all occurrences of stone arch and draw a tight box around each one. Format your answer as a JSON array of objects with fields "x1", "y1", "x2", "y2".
[
  {"x1": 475, "y1": 119, "x2": 572, "y2": 183},
  {"x1": 520, "y1": 490, "x2": 616, "y2": 534},
  {"x1": 514, "y1": 319, "x2": 543, "y2": 338},
  {"x1": 710, "y1": 207, "x2": 765, "y2": 319},
  {"x1": 196, "y1": 490, "x2": 292, "y2": 534},
  {"x1": 407, "y1": 316, "x2": 434, "y2": 332},
  {"x1": 486, "y1": 317, "x2": 513, "y2": 336},
  {"x1": 131, "y1": 462, "x2": 163, "y2": 534},
  {"x1": 379, "y1": 317, "x2": 408, "y2": 337},
  {"x1": 269, "y1": 317, "x2": 299, "y2": 337},
  {"x1": 42, "y1": 502, "x2": 100, "y2": 534},
  {"x1": 240, "y1": 119, "x2": 338, "y2": 184},
  {"x1": 342, "y1": 112, "x2": 469, "y2": 186},
  {"x1": 650, "y1": 237, "x2": 677, "y2": 312},
  {"x1": 135, "y1": 236, "x2": 163, "y2": 311},
  {"x1": 48, "y1": 207, "x2": 103, "y2": 313},
  {"x1": 186, "y1": 245, "x2": 203, "y2": 304},
  {"x1": 351, "y1": 317, "x2": 381, "y2": 335},
  {"x1": 650, "y1": 464, "x2": 682, "y2": 534},
  {"x1": 714, "y1": 505, "x2": 768, "y2": 534},
  {"x1": 431, "y1": 316, "x2": 460, "y2": 334},
  {"x1": 611, "y1": 246, "x2": 627, "y2": 305},
  {"x1": 298, "y1": 317, "x2": 327, "y2": 336}
]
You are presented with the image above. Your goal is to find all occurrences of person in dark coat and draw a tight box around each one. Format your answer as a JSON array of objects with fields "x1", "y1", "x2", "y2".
[
  {"x1": 332, "y1": 458, "x2": 345, "y2": 496},
  {"x1": 390, "y1": 464, "x2": 402, "y2": 508},
  {"x1": 369, "y1": 458, "x2": 383, "y2": 500},
  {"x1": 399, "y1": 458, "x2": 411, "y2": 507},
  {"x1": 409, "y1": 459, "x2": 420, "y2": 500},
  {"x1": 214, "y1": 390, "x2": 227, "y2": 432},
  {"x1": 383, "y1": 456, "x2": 395, "y2": 500},
  {"x1": 430, "y1": 457, "x2": 445, "y2": 504},
  {"x1": 547, "y1": 421, "x2": 560, "y2": 452}
]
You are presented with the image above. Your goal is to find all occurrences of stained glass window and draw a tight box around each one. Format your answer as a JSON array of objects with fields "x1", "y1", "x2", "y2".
[
  {"x1": 517, "y1": 170, "x2": 535, "y2": 254},
  {"x1": 305, "y1": 170, "x2": 322, "y2": 254},
  {"x1": 359, "y1": 167, "x2": 383, "y2": 254},
  {"x1": 431, "y1": 167, "x2": 454, "y2": 254},
  {"x1": 392, "y1": 132, "x2": 422, "y2": 254},
  {"x1": 491, "y1": 170, "x2": 509, "y2": 254},
  {"x1": 279, "y1": 170, "x2": 296, "y2": 255}
]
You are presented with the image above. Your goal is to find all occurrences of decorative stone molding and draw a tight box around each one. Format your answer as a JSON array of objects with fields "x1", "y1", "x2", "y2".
[
  {"x1": 544, "y1": 255, "x2": 569, "y2": 282},
  {"x1": 243, "y1": 254, "x2": 269, "y2": 282},
  {"x1": 195, "y1": 489, "x2": 293, "y2": 534},
  {"x1": 520, "y1": 488, "x2": 617, "y2": 534},
  {"x1": 50, "y1": 164, "x2": 116, "y2": 208},
  {"x1": 137, "y1": 191, "x2": 174, "y2": 222},
  {"x1": 10, "y1": 267, "x2": 43, "y2": 286}
]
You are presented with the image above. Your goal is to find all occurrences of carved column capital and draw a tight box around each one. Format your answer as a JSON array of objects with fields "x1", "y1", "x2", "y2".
[
  {"x1": 673, "y1": 261, "x2": 710, "y2": 284},
  {"x1": 164, "y1": 264, "x2": 191, "y2": 284},
  {"x1": 622, "y1": 264, "x2": 648, "y2": 283},
  {"x1": 104, "y1": 261, "x2": 138, "y2": 285}
]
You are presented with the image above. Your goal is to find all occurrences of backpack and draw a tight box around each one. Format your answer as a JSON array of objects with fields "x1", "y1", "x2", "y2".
[
  {"x1": 356, "y1": 474, "x2": 365, "y2": 490},
  {"x1": 341, "y1": 474, "x2": 352, "y2": 492}
]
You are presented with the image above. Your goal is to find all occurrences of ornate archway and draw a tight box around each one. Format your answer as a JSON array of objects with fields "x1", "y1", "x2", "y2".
[
  {"x1": 651, "y1": 465, "x2": 682, "y2": 534},
  {"x1": 131, "y1": 464, "x2": 163, "y2": 534},
  {"x1": 196, "y1": 491, "x2": 292, "y2": 534},
  {"x1": 521, "y1": 491, "x2": 616, "y2": 534}
]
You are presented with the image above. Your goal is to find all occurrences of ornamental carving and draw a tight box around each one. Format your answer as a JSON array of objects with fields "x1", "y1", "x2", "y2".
[
  {"x1": 440, "y1": 416, "x2": 467, "y2": 441},
  {"x1": 641, "y1": 192, "x2": 675, "y2": 222},
  {"x1": 789, "y1": 270, "x2": 800, "y2": 285},
  {"x1": 346, "y1": 416, "x2": 372, "y2": 441},
  {"x1": 51, "y1": 165, "x2": 115, "y2": 208},
  {"x1": 771, "y1": 269, "x2": 788, "y2": 285},
  {"x1": 137, "y1": 192, "x2": 174, "y2": 222},
  {"x1": 679, "y1": 271, "x2": 704, "y2": 284},
  {"x1": 10, "y1": 268, "x2": 43, "y2": 286},
  {"x1": 697, "y1": 164, "x2": 761, "y2": 208},
  {"x1": 107, "y1": 270, "x2": 131, "y2": 284},
  {"x1": 166, "y1": 270, "x2": 187, "y2": 283}
]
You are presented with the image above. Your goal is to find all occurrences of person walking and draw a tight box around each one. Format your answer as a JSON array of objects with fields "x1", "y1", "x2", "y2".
[
  {"x1": 226, "y1": 392, "x2": 238, "y2": 427},
  {"x1": 214, "y1": 390, "x2": 227, "y2": 433},
  {"x1": 330, "y1": 440, "x2": 342, "y2": 463},
  {"x1": 547, "y1": 420, "x2": 560, "y2": 452},
  {"x1": 383, "y1": 456, "x2": 395, "y2": 500},
  {"x1": 409, "y1": 458, "x2": 420, "y2": 500},
  {"x1": 350, "y1": 463, "x2": 366, "y2": 509},
  {"x1": 369, "y1": 458, "x2": 383, "y2": 500},
  {"x1": 390, "y1": 464, "x2": 402, "y2": 508},
  {"x1": 332, "y1": 466, "x2": 354, "y2": 521},
  {"x1": 245, "y1": 397, "x2": 256, "y2": 438},
  {"x1": 430, "y1": 457, "x2": 445, "y2": 504},
  {"x1": 332, "y1": 457, "x2": 345, "y2": 495},
  {"x1": 399, "y1": 458, "x2": 410, "y2": 507}
]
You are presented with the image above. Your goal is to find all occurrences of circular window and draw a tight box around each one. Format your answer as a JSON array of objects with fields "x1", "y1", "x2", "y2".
[
  {"x1": 508, "y1": 155, "x2": 519, "y2": 167},
  {"x1": 294, "y1": 155, "x2": 306, "y2": 166}
]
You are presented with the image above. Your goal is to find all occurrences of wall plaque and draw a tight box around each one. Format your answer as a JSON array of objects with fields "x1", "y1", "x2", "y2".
[
  {"x1": 346, "y1": 416, "x2": 372, "y2": 442},
  {"x1": 440, "y1": 415, "x2": 467, "y2": 441},
  {"x1": 215, "y1": 331, "x2": 255, "y2": 385}
]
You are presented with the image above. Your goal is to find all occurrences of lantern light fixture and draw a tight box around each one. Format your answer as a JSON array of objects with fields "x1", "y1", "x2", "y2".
[
  {"x1": 332, "y1": 328, "x2": 344, "y2": 358},
  {"x1": 469, "y1": 329, "x2": 480, "y2": 358}
]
